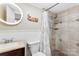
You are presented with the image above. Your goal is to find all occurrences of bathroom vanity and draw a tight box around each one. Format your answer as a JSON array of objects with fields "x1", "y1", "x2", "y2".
[
  {"x1": 0, "y1": 48, "x2": 25, "y2": 56},
  {"x1": 0, "y1": 41, "x2": 25, "y2": 56}
]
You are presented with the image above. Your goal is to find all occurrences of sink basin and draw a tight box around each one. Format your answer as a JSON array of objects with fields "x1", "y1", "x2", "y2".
[{"x1": 0, "y1": 41, "x2": 25, "y2": 53}]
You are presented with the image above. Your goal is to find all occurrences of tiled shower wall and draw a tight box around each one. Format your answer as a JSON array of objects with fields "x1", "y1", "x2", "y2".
[
  {"x1": 55, "y1": 5, "x2": 79, "y2": 55},
  {"x1": 48, "y1": 12, "x2": 57, "y2": 54}
]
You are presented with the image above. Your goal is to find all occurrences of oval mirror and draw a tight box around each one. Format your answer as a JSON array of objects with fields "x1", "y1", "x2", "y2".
[{"x1": 0, "y1": 3, "x2": 23, "y2": 25}]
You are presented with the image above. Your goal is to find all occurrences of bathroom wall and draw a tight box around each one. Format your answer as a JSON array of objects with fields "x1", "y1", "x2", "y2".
[
  {"x1": 0, "y1": 3, "x2": 42, "y2": 43},
  {"x1": 0, "y1": 3, "x2": 42, "y2": 31},
  {"x1": 55, "y1": 5, "x2": 79, "y2": 55},
  {"x1": 47, "y1": 11, "x2": 57, "y2": 55}
]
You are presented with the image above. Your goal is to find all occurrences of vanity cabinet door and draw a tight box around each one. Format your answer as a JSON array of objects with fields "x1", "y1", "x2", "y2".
[{"x1": 0, "y1": 48, "x2": 25, "y2": 56}]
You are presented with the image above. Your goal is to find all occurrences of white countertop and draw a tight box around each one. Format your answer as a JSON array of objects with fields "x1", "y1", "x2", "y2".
[{"x1": 0, "y1": 41, "x2": 25, "y2": 54}]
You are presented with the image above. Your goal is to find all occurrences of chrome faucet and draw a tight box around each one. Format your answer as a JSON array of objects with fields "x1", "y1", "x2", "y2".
[{"x1": 2, "y1": 38, "x2": 14, "y2": 43}]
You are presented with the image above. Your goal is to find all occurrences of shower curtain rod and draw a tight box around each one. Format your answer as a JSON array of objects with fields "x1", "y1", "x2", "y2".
[{"x1": 45, "y1": 3, "x2": 59, "y2": 11}]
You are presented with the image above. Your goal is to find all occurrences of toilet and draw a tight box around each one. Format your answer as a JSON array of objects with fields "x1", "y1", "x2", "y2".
[{"x1": 27, "y1": 40, "x2": 45, "y2": 56}]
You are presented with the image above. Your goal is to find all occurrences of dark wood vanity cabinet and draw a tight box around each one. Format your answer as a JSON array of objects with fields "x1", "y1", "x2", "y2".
[{"x1": 0, "y1": 48, "x2": 25, "y2": 56}]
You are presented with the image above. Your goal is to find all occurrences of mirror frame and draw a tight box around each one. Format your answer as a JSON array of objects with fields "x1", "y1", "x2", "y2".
[{"x1": 0, "y1": 3, "x2": 23, "y2": 25}]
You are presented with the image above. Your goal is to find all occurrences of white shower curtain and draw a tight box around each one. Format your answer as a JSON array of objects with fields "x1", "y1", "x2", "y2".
[{"x1": 40, "y1": 11, "x2": 51, "y2": 56}]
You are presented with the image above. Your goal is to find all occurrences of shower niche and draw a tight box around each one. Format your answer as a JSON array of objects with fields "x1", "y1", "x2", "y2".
[{"x1": 0, "y1": 3, "x2": 23, "y2": 25}]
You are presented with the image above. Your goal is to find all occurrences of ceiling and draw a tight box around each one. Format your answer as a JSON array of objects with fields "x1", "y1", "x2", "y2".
[
  {"x1": 29, "y1": 3, "x2": 56, "y2": 9},
  {"x1": 29, "y1": 3, "x2": 79, "y2": 13}
]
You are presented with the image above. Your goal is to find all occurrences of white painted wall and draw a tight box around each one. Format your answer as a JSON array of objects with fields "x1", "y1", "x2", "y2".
[
  {"x1": 0, "y1": 3, "x2": 42, "y2": 31},
  {"x1": 0, "y1": 3, "x2": 42, "y2": 43}
]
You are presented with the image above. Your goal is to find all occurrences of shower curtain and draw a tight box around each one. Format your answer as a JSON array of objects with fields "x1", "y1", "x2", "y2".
[{"x1": 40, "y1": 11, "x2": 51, "y2": 56}]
